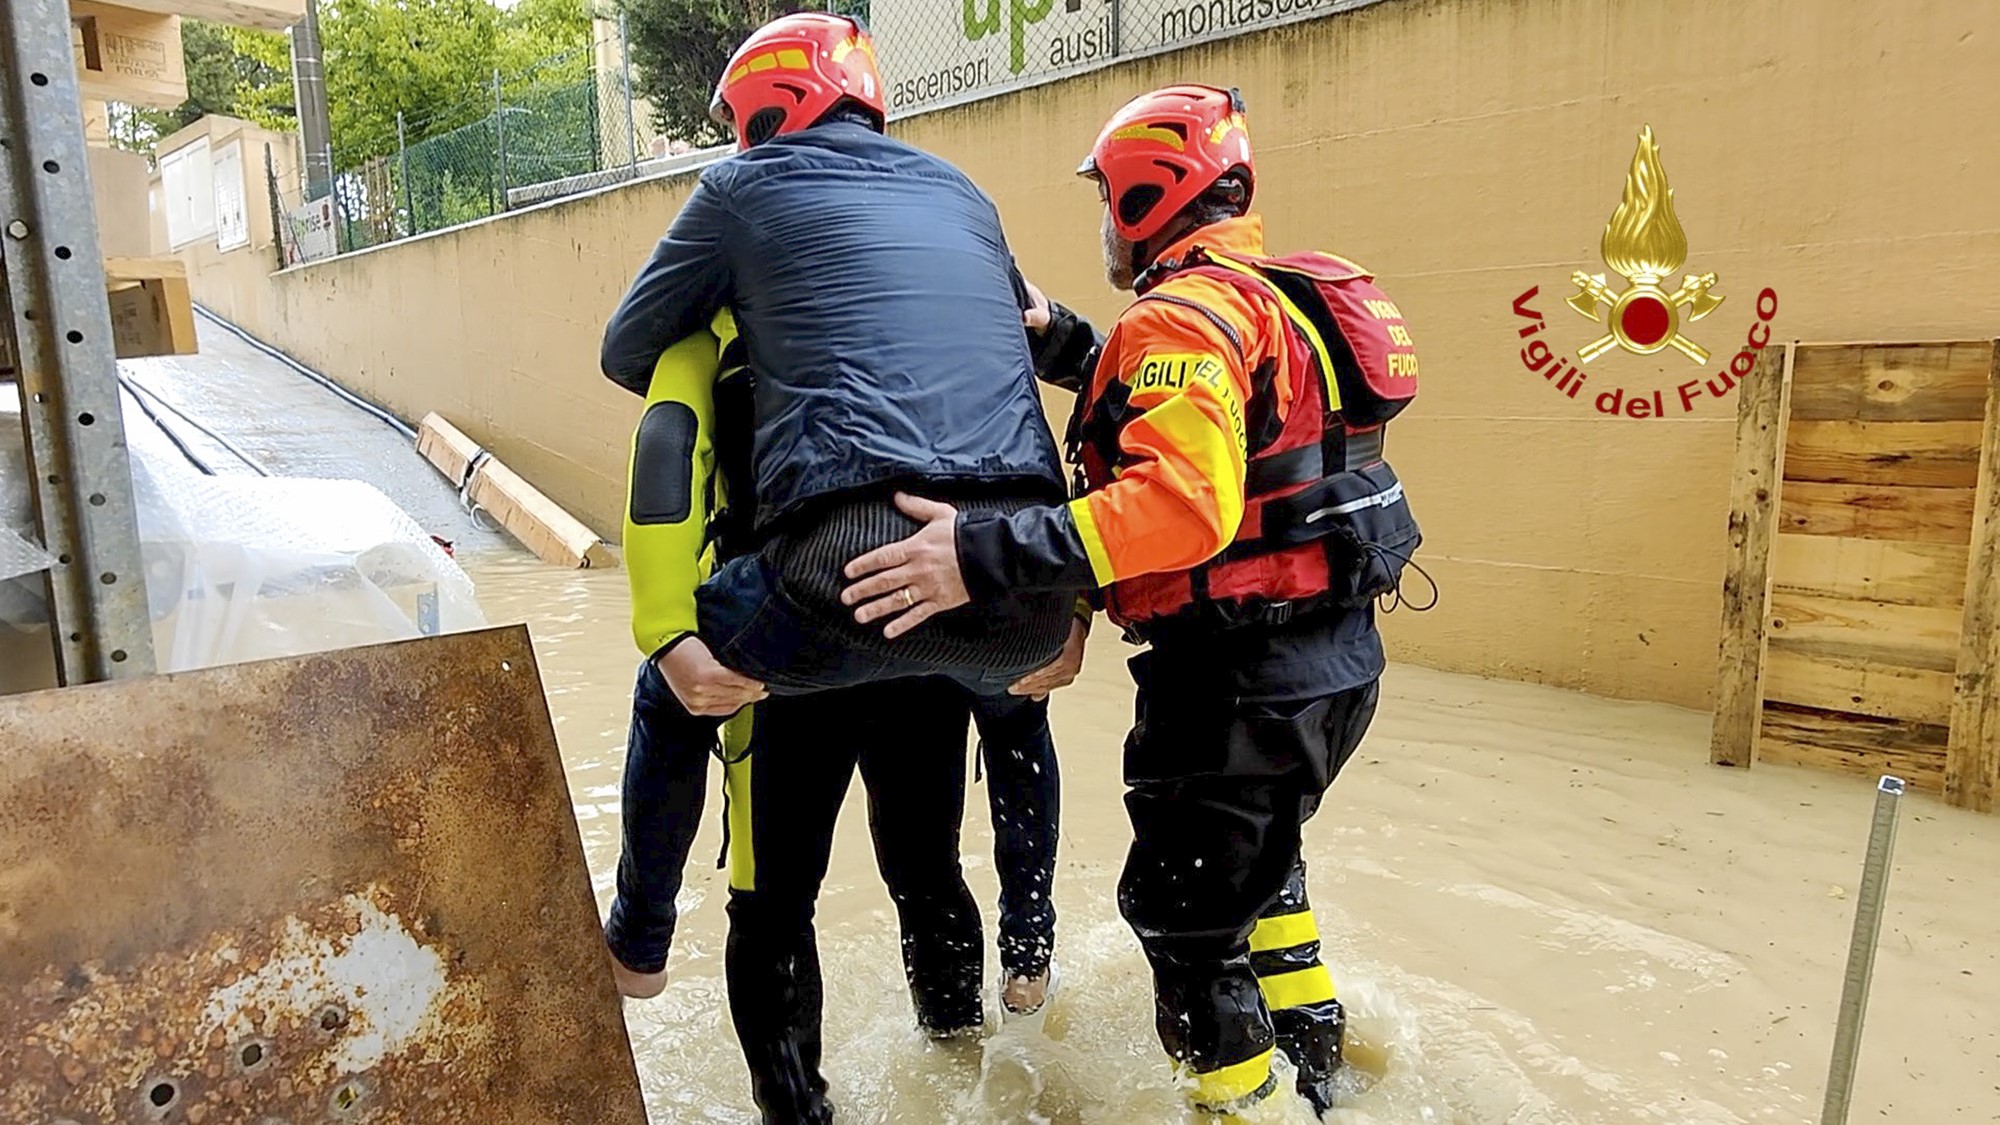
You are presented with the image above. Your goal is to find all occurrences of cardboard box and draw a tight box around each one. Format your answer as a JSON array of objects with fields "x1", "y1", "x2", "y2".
[
  {"x1": 104, "y1": 257, "x2": 198, "y2": 359},
  {"x1": 90, "y1": 144, "x2": 156, "y2": 259},
  {"x1": 71, "y1": 2, "x2": 186, "y2": 110}
]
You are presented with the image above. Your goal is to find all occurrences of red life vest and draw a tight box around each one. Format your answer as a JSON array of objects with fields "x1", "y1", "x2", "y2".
[{"x1": 1071, "y1": 247, "x2": 1423, "y2": 634}]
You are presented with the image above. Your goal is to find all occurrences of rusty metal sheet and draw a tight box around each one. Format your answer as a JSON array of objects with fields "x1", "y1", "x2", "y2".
[{"x1": 0, "y1": 626, "x2": 647, "y2": 1124}]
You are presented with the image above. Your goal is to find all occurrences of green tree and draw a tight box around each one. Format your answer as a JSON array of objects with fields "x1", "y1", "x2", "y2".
[
  {"x1": 617, "y1": 0, "x2": 867, "y2": 148},
  {"x1": 318, "y1": 0, "x2": 592, "y2": 164}
]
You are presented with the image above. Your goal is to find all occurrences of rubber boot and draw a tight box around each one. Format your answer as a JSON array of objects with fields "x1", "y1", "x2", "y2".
[{"x1": 1273, "y1": 997, "x2": 1345, "y2": 1117}]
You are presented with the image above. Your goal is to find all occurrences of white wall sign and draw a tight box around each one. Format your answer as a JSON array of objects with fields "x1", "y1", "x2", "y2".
[{"x1": 282, "y1": 196, "x2": 337, "y2": 266}]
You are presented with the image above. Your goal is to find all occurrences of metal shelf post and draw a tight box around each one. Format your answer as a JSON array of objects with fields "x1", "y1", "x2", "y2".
[{"x1": 1, "y1": 0, "x2": 158, "y2": 682}]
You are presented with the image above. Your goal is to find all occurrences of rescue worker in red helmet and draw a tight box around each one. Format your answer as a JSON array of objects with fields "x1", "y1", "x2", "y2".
[
  {"x1": 599, "y1": 13, "x2": 1085, "y2": 1124},
  {"x1": 843, "y1": 84, "x2": 1426, "y2": 1118},
  {"x1": 601, "y1": 12, "x2": 1074, "y2": 702}
]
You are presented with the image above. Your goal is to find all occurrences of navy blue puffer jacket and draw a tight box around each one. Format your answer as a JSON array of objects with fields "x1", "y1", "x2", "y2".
[{"x1": 601, "y1": 120, "x2": 1068, "y2": 531}]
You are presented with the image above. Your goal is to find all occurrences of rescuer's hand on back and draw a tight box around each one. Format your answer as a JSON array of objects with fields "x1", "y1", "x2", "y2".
[
  {"x1": 841, "y1": 493, "x2": 970, "y2": 638},
  {"x1": 656, "y1": 637, "x2": 769, "y2": 716},
  {"x1": 1021, "y1": 277, "x2": 1053, "y2": 333},
  {"x1": 1007, "y1": 618, "x2": 1087, "y2": 700}
]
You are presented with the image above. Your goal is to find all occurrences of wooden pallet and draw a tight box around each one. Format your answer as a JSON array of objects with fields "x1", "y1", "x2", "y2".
[
  {"x1": 1711, "y1": 339, "x2": 2000, "y2": 811},
  {"x1": 71, "y1": 1, "x2": 187, "y2": 110},
  {"x1": 1, "y1": 257, "x2": 194, "y2": 379},
  {"x1": 89, "y1": 0, "x2": 305, "y2": 31}
]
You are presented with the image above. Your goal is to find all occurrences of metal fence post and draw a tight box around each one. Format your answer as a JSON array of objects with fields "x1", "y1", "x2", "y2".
[
  {"x1": 1110, "y1": 0, "x2": 1124, "y2": 57},
  {"x1": 397, "y1": 111, "x2": 416, "y2": 237},
  {"x1": 493, "y1": 69, "x2": 509, "y2": 212},
  {"x1": 263, "y1": 143, "x2": 286, "y2": 271},
  {"x1": 618, "y1": 12, "x2": 639, "y2": 173},
  {"x1": 0, "y1": 0, "x2": 158, "y2": 682},
  {"x1": 1820, "y1": 775, "x2": 1906, "y2": 1125}
]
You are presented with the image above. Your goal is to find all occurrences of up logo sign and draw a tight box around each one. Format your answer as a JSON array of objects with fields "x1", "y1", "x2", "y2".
[
  {"x1": 961, "y1": 0, "x2": 1114, "y2": 73},
  {"x1": 1510, "y1": 126, "x2": 1780, "y2": 420}
]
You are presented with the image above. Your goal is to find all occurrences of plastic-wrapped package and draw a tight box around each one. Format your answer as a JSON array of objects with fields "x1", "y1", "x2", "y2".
[{"x1": 2, "y1": 387, "x2": 486, "y2": 686}]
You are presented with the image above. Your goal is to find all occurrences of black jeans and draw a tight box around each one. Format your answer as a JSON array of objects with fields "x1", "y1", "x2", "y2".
[
  {"x1": 603, "y1": 657, "x2": 720, "y2": 974},
  {"x1": 603, "y1": 663, "x2": 1062, "y2": 980},
  {"x1": 723, "y1": 677, "x2": 986, "y2": 1124},
  {"x1": 969, "y1": 688, "x2": 1059, "y2": 981},
  {"x1": 1117, "y1": 647, "x2": 1379, "y2": 1111}
]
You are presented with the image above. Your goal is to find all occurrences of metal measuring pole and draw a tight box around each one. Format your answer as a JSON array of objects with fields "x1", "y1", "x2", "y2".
[
  {"x1": 0, "y1": 0, "x2": 157, "y2": 683},
  {"x1": 1820, "y1": 775, "x2": 1906, "y2": 1125}
]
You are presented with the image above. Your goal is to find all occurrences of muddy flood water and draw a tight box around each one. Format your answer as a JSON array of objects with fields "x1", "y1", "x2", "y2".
[{"x1": 465, "y1": 554, "x2": 2000, "y2": 1125}]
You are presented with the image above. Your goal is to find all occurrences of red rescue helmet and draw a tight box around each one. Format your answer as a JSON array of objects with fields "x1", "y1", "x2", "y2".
[
  {"x1": 710, "y1": 13, "x2": 886, "y2": 152},
  {"x1": 1078, "y1": 84, "x2": 1255, "y2": 244}
]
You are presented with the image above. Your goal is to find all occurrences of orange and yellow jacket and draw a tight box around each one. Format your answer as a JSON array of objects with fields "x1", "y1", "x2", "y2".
[{"x1": 956, "y1": 215, "x2": 1303, "y2": 619}]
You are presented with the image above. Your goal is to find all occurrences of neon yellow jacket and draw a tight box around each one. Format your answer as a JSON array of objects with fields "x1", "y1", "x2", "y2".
[{"x1": 624, "y1": 309, "x2": 746, "y2": 657}]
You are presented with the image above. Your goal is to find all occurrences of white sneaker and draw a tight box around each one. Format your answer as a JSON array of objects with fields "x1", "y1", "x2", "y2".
[{"x1": 999, "y1": 962, "x2": 1060, "y2": 1025}]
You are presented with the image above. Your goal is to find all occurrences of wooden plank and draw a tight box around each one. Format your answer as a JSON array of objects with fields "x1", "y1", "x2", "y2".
[
  {"x1": 1783, "y1": 420, "x2": 1984, "y2": 488},
  {"x1": 1947, "y1": 341, "x2": 2000, "y2": 812},
  {"x1": 1778, "y1": 481, "x2": 1975, "y2": 545},
  {"x1": 1712, "y1": 343, "x2": 1795, "y2": 768},
  {"x1": 71, "y1": 2, "x2": 186, "y2": 111},
  {"x1": 103, "y1": 256, "x2": 187, "y2": 283},
  {"x1": 1771, "y1": 534, "x2": 1970, "y2": 608},
  {"x1": 469, "y1": 460, "x2": 619, "y2": 570},
  {"x1": 1758, "y1": 703, "x2": 1947, "y2": 793},
  {"x1": 1762, "y1": 647, "x2": 1955, "y2": 726},
  {"x1": 1766, "y1": 591, "x2": 1963, "y2": 673},
  {"x1": 1789, "y1": 341, "x2": 1994, "y2": 422},
  {"x1": 92, "y1": 0, "x2": 305, "y2": 32},
  {"x1": 416, "y1": 414, "x2": 616, "y2": 570},
  {"x1": 416, "y1": 411, "x2": 482, "y2": 484}
]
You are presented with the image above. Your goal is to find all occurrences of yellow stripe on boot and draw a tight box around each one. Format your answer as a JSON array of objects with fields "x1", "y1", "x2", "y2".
[
  {"x1": 1249, "y1": 909, "x2": 1319, "y2": 954},
  {"x1": 1188, "y1": 1047, "x2": 1275, "y2": 1114},
  {"x1": 1258, "y1": 964, "x2": 1336, "y2": 1012}
]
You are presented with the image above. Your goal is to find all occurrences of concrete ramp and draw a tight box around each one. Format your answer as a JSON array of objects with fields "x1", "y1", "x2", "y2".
[{"x1": 0, "y1": 626, "x2": 646, "y2": 1124}]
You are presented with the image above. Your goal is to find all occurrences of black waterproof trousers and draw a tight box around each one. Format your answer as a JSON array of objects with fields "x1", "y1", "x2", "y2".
[
  {"x1": 721, "y1": 677, "x2": 992, "y2": 1125},
  {"x1": 1118, "y1": 647, "x2": 1380, "y2": 1114}
]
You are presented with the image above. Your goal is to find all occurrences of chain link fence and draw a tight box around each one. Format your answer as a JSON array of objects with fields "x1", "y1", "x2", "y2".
[
  {"x1": 280, "y1": 1, "x2": 1368, "y2": 264},
  {"x1": 283, "y1": 28, "x2": 670, "y2": 262}
]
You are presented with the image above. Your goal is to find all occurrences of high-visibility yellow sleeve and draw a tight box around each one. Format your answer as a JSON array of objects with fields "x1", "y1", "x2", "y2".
[{"x1": 625, "y1": 311, "x2": 736, "y2": 657}]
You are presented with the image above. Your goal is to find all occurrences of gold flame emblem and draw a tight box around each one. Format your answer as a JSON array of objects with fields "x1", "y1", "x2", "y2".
[{"x1": 1567, "y1": 126, "x2": 1723, "y2": 364}]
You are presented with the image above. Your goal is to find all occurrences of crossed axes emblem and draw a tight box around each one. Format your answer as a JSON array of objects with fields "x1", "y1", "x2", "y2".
[{"x1": 1567, "y1": 271, "x2": 1724, "y2": 364}]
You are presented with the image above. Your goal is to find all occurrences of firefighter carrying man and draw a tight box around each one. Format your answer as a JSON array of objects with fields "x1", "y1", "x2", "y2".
[
  {"x1": 599, "y1": 14, "x2": 1083, "y2": 1121},
  {"x1": 844, "y1": 85, "x2": 1426, "y2": 1117}
]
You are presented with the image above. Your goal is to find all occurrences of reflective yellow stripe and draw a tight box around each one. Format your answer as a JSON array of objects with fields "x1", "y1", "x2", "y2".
[
  {"x1": 1068, "y1": 497, "x2": 1115, "y2": 586},
  {"x1": 1249, "y1": 909, "x2": 1319, "y2": 953},
  {"x1": 1189, "y1": 1047, "x2": 1274, "y2": 1108},
  {"x1": 723, "y1": 707, "x2": 755, "y2": 891},
  {"x1": 1258, "y1": 964, "x2": 1336, "y2": 1011},
  {"x1": 1126, "y1": 392, "x2": 1247, "y2": 539},
  {"x1": 1207, "y1": 253, "x2": 1342, "y2": 412}
]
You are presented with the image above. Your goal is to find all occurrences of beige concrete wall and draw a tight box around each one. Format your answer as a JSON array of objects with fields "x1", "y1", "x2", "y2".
[{"x1": 184, "y1": 0, "x2": 2000, "y2": 709}]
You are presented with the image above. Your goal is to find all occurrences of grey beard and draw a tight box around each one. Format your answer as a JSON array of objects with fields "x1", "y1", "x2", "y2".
[{"x1": 1101, "y1": 211, "x2": 1137, "y2": 291}]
